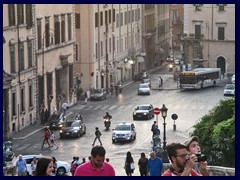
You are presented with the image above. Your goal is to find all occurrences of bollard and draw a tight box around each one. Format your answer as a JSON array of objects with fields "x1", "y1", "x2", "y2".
[{"x1": 173, "y1": 124, "x2": 176, "y2": 131}]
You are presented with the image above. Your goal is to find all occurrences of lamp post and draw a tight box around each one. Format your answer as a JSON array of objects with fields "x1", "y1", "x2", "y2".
[
  {"x1": 160, "y1": 104, "x2": 169, "y2": 163},
  {"x1": 41, "y1": 30, "x2": 54, "y2": 109}
]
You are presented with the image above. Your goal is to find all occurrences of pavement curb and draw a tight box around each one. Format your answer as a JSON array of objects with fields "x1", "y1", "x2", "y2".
[{"x1": 12, "y1": 127, "x2": 45, "y2": 140}]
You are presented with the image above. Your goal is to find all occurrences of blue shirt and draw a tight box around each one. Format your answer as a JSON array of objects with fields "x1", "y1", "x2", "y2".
[
  {"x1": 147, "y1": 157, "x2": 163, "y2": 176},
  {"x1": 16, "y1": 159, "x2": 26, "y2": 173}
]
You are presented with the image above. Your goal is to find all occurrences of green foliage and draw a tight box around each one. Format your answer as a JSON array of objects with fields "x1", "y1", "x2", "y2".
[{"x1": 190, "y1": 98, "x2": 235, "y2": 167}]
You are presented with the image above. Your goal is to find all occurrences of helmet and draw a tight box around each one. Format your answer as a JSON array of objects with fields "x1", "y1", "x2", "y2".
[{"x1": 106, "y1": 112, "x2": 109, "y2": 115}]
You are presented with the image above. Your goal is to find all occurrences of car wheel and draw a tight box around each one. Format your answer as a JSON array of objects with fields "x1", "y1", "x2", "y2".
[{"x1": 57, "y1": 167, "x2": 66, "y2": 176}]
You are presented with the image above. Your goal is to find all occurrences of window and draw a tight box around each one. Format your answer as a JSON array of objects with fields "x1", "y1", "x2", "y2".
[
  {"x1": 116, "y1": 13, "x2": 119, "y2": 27},
  {"x1": 54, "y1": 15, "x2": 60, "y2": 44},
  {"x1": 21, "y1": 87, "x2": 25, "y2": 112},
  {"x1": 37, "y1": 18, "x2": 42, "y2": 50},
  {"x1": 109, "y1": 10, "x2": 111, "y2": 23},
  {"x1": 105, "y1": 10, "x2": 108, "y2": 25},
  {"x1": 101, "y1": 41, "x2": 103, "y2": 57},
  {"x1": 109, "y1": 38, "x2": 111, "y2": 53},
  {"x1": 218, "y1": 4, "x2": 226, "y2": 11},
  {"x1": 10, "y1": 45, "x2": 16, "y2": 73},
  {"x1": 27, "y1": 41, "x2": 33, "y2": 68},
  {"x1": 113, "y1": 9, "x2": 115, "y2": 22},
  {"x1": 124, "y1": 12, "x2": 127, "y2": 25},
  {"x1": 17, "y1": 4, "x2": 24, "y2": 24},
  {"x1": 75, "y1": 44, "x2": 78, "y2": 60},
  {"x1": 26, "y1": 4, "x2": 32, "y2": 28},
  {"x1": 100, "y1": 12, "x2": 103, "y2": 26},
  {"x1": 61, "y1": 14, "x2": 65, "y2": 43},
  {"x1": 8, "y1": 4, "x2": 15, "y2": 26},
  {"x1": 75, "y1": 13, "x2": 80, "y2": 29},
  {"x1": 45, "y1": 17, "x2": 50, "y2": 47},
  {"x1": 195, "y1": 24, "x2": 201, "y2": 39},
  {"x1": 194, "y1": 4, "x2": 203, "y2": 11},
  {"x1": 145, "y1": 4, "x2": 154, "y2": 10},
  {"x1": 12, "y1": 92, "x2": 17, "y2": 116},
  {"x1": 95, "y1": 43, "x2": 98, "y2": 59},
  {"x1": 131, "y1": 10, "x2": 134, "y2": 23},
  {"x1": 29, "y1": 84, "x2": 33, "y2": 108},
  {"x1": 218, "y1": 27, "x2": 225, "y2": 40},
  {"x1": 120, "y1": 13, "x2": 123, "y2": 26},
  {"x1": 95, "y1": 12, "x2": 98, "y2": 27},
  {"x1": 68, "y1": 13, "x2": 72, "y2": 41},
  {"x1": 113, "y1": 36, "x2": 115, "y2": 51},
  {"x1": 19, "y1": 43, "x2": 25, "y2": 71}
]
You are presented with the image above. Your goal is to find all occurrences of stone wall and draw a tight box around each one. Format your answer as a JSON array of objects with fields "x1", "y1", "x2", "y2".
[{"x1": 207, "y1": 166, "x2": 235, "y2": 176}]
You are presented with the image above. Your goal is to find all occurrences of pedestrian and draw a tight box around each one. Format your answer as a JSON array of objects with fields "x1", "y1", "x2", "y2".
[
  {"x1": 50, "y1": 131, "x2": 59, "y2": 149},
  {"x1": 88, "y1": 156, "x2": 91, "y2": 161},
  {"x1": 92, "y1": 127, "x2": 102, "y2": 146},
  {"x1": 84, "y1": 92, "x2": 88, "y2": 104},
  {"x1": 44, "y1": 109, "x2": 50, "y2": 123},
  {"x1": 124, "y1": 151, "x2": 134, "y2": 176},
  {"x1": 61, "y1": 101, "x2": 69, "y2": 115},
  {"x1": 81, "y1": 157, "x2": 86, "y2": 164},
  {"x1": 41, "y1": 128, "x2": 51, "y2": 149},
  {"x1": 35, "y1": 156, "x2": 54, "y2": 176},
  {"x1": 115, "y1": 85, "x2": 118, "y2": 96},
  {"x1": 52, "y1": 157, "x2": 57, "y2": 176},
  {"x1": 158, "y1": 76, "x2": 163, "y2": 89},
  {"x1": 106, "y1": 158, "x2": 110, "y2": 163},
  {"x1": 151, "y1": 121, "x2": 157, "y2": 139},
  {"x1": 31, "y1": 156, "x2": 38, "y2": 176},
  {"x1": 16, "y1": 154, "x2": 27, "y2": 176},
  {"x1": 40, "y1": 106, "x2": 45, "y2": 124},
  {"x1": 147, "y1": 151, "x2": 163, "y2": 176},
  {"x1": 138, "y1": 152, "x2": 148, "y2": 176},
  {"x1": 71, "y1": 157, "x2": 76, "y2": 165},
  {"x1": 74, "y1": 145, "x2": 115, "y2": 176},
  {"x1": 183, "y1": 136, "x2": 209, "y2": 176},
  {"x1": 162, "y1": 142, "x2": 201, "y2": 176},
  {"x1": 73, "y1": 157, "x2": 81, "y2": 166}
]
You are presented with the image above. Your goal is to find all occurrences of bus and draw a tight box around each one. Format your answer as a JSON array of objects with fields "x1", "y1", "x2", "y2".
[{"x1": 179, "y1": 68, "x2": 221, "y2": 89}]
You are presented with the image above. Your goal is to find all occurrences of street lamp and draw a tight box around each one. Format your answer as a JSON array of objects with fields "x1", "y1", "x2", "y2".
[{"x1": 160, "y1": 104, "x2": 169, "y2": 163}]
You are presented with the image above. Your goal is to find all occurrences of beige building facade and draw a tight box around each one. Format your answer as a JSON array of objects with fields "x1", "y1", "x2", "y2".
[
  {"x1": 183, "y1": 4, "x2": 235, "y2": 74},
  {"x1": 3, "y1": 4, "x2": 75, "y2": 138}
]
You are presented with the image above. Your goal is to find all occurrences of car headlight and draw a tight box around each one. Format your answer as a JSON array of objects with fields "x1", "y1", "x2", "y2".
[
  {"x1": 59, "y1": 130, "x2": 62, "y2": 133},
  {"x1": 74, "y1": 130, "x2": 78, "y2": 133},
  {"x1": 133, "y1": 112, "x2": 136, "y2": 115},
  {"x1": 143, "y1": 112, "x2": 147, "y2": 115},
  {"x1": 59, "y1": 124, "x2": 63, "y2": 128}
]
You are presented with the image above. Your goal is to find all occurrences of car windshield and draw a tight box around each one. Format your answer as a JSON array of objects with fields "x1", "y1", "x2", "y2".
[
  {"x1": 143, "y1": 79, "x2": 150, "y2": 83},
  {"x1": 93, "y1": 89, "x2": 102, "y2": 93},
  {"x1": 139, "y1": 84, "x2": 149, "y2": 88},
  {"x1": 115, "y1": 125, "x2": 130, "y2": 131},
  {"x1": 65, "y1": 121, "x2": 80, "y2": 127},
  {"x1": 226, "y1": 85, "x2": 235, "y2": 89},
  {"x1": 138, "y1": 106, "x2": 149, "y2": 110}
]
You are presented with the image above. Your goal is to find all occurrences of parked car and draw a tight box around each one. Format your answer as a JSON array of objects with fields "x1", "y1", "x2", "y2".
[
  {"x1": 90, "y1": 89, "x2": 107, "y2": 101},
  {"x1": 112, "y1": 122, "x2": 136, "y2": 143},
  {"x1": 224, "y1": 84, "x2": 235, "y2": 96},
  {"x1": 138, "y1": 83, "x2": 151, "y2": 95},
  {"x1": 231, "y1": 74, "x2": 235, "y2": 84},
  {"x1": 142, "y1": 78, "x2": 151, "y2": 88},
  {"x1": 59, "y1": 120, "x2": 86, "y2": 138},
  {"x1": 14, "y1": 154, "x2": 71, "y2": 176},
  {"x1": 3, "y1": 141, "x2": 14, "y2": 162},
  {"x1": 138, "y1": 71, "x2": 149, "y2": 80},
  {"x1": 133, "y1": 104, "x2": 154, "y2": 120}
]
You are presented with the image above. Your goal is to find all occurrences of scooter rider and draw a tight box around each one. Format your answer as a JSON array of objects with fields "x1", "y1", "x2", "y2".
[
  {"x1": 103, "y1": 112, "x2": 112, "y2": 130},
  {"x1": 75, "y1": 111, "x2": 82, "y2": 120},
  {"x1": 104, "y1": 112, "x2": 112, "y2": 120}
]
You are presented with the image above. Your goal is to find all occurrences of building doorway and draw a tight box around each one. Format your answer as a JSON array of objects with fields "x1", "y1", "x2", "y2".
[{"x1": 216, "y1": 56, "x2": 226, "y2": 76}]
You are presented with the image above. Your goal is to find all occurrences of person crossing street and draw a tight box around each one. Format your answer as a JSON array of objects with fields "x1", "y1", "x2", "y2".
[{"x1": 92, "y1": 127, "x2": 102, "y2": 146}]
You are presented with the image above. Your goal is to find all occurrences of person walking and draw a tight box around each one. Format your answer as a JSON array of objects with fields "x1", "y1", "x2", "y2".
[
  {"x1": 84, "y1": 92, "x2": 88, "y2": 104},
  {"x1": 44, "y1": 109, "x2": 50, "y2": 123},
  {"x1": 31, "y1": 157, "x2": 38, "y2": 176},
  {"x1": 50, "y1": 131, "x2": 59, "y2": 149},
  {"x1": 16, "y1": 154, "x2": 27, "y2": 176},
  {"x1": 61, "y1": 101, "x2": 69, "y2": 115},
  {"x1": 151, "y1": 121, "x2": 157, "y2": 139},
  {"x1": 92, "y1": 127, "x2": 102, "y2": 146},
  {"x1": 138, "y1": 152, "x2": 148, "y2": 176},
  {"x1": 158, "y1": 76, "x2": 163, "y2": 89},
  {"x1": 41, "y1": 128, "x2": 51, "y2": 149},
  {"x1": 124, "y1": 151, "x2": 134, "y2": 176},
  {"x1": 74, "y1": 146, "x2": 115, "y2": 176},
  {"x1": 147, "y1": 151, "x2": 163, "y2": 176},
  {"x1": 35, "y1": 156, "x2": 54, "y2": 176}
]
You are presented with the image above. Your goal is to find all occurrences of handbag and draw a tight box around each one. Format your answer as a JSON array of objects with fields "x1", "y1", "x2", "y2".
[{"x1": 130, "y1": 162, "x2": 135, "y2": 170}]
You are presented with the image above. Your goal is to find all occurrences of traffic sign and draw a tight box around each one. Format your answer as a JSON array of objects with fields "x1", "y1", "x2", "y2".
[
  {"x1": 171, "y1": 114, "x2": 178, "y2": 120},
  {"x1": 154, "y1": 108, "x2": 161, "y2": 115}
]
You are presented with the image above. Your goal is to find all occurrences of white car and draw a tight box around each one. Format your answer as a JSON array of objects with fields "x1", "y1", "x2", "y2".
[
  {"x1": 112, "y1": 122, "x2": 136, "y2": 143},
  {"x1": 14, "y1": 154, "x2": 71, "y2": 176},
  {"x1": 231, "y1": 74, "x2": 235, "y2": 84},
  {"x1": 138, "y1": 83, "x2": 151, "y2": 95},
  {"x1": 224, "y1": 84, "x2": 235, "y2": 96}
]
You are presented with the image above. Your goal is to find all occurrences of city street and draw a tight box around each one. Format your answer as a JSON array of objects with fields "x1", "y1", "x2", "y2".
[{"x1": 12, "y1": 64, "x2": 229, "y2": 176}]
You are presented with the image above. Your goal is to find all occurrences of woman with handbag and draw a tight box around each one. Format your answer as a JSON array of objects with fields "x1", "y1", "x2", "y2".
[{"x1": 124, "y1": 151, "x2": 134, "y2": 176}]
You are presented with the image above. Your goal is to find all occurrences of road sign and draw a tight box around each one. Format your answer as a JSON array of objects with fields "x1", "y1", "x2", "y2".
[
  {"x1": 154, "y1": 108, "x2": 161, "y2": 115},
  {"x1": 171, "y1": 114, "x2": 178, "y2": 120}
]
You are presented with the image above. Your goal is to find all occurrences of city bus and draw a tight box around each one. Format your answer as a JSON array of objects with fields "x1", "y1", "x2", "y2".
[{"x1": 179, "y1": 68, "x2": 221, "y2": 89}]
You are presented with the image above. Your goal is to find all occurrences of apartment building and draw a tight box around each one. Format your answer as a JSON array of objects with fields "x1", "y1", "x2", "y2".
[
  {"x1": 3, "y1": 4, "x2": 75, "y2": 138},
  {"x1": 183, "y1": 4, "x2": 235, "y2": 75}
]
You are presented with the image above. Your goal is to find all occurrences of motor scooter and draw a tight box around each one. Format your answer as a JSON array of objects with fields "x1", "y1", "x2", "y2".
[
  {"x1": 168, "y1": 64, "x2": 173, "y2": 71},
  {"x1": 118, "y1": 83, "x2": 123, "y2": 93},
  {"x1": 103, "y1": 117, "x2": 111, "y2": 130}
]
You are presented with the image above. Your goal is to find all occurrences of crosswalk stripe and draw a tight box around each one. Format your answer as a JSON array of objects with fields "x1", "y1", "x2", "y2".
[
  {"x1": 118, "y1": 106, "x2": 125, "y2": 110},
  {"x1": 15, "y1": 143, "x2": 32, "y2": 151},
  {"x1": 92, "y1": 105, "x2": 102, "y2": 110},
  {"x1": 84, "y1": 106, "x2": 93, "y2": 110},
  {"x1": 78, "y1": 105, "x2": 85, "y2": 110},
  {"x1": 100, "y1": 105, "x2": 110, "y2": 110},
  {"x1": 109, "y1": 105, "x2": 118, "y2": 110}
]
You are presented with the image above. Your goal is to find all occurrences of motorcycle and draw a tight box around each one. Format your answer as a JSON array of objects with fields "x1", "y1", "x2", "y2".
[
  {"x1": 168, "y1": 64, "x2": 173, "y2": 72},
  {"x1": 118, "y1": 83, "x2": 123, "y2": 93},
  {"x1": 103, "y1": 117, "x2": 111, "y2": 130},
  {"x1": 75, "y1": 113, "x2": 83, "y2": 120}
]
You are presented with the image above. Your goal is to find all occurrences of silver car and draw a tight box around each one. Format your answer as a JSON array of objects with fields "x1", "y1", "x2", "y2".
[
  {"x1": 138, "y1": 83, "x2": 151, "y2": 95},
  {"x1": 224, "y1": 84, "x2": 235, "y2": 96},
  {"x1": 112, "y1": 122, "x2": 136, "y2": 143}
]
